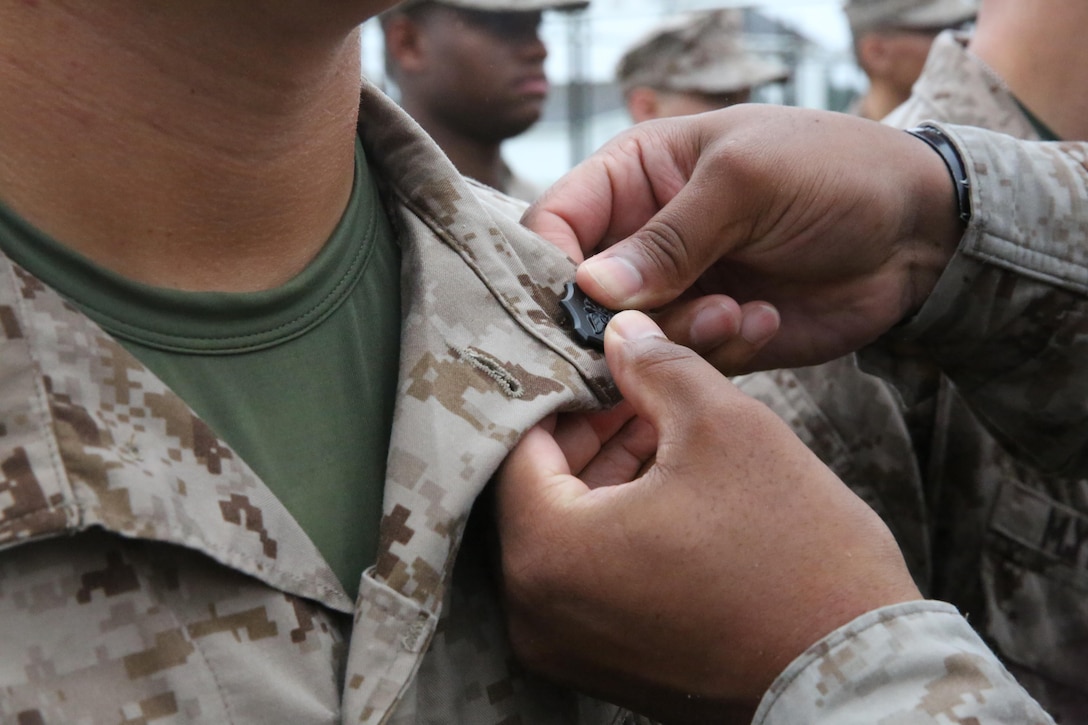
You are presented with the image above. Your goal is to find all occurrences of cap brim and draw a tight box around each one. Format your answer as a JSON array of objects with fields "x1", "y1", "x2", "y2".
[
  {"x1": 665, "y1": 56, "x2": 790, "y2": 94},
  {"x1": 896, "y1": 0, "x2": 976, "y2": 28},
  {"x1": 392, "y1": 0, "x2": 588, "y2": 10}
]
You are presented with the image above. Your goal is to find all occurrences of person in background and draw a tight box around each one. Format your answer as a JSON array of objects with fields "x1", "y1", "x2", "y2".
[
  {"x1": 843, "y1": 0, "x2": 976, "y2": 120},
  {"x1": 615, "y1": 8, "x2": 789, "y2": 123},
  {"x1": 885, "y1": 0, "x2": 1088, "y2": 141},
  {"x1": 381, "y1": 0, "x2": 585, "y2": 201}
]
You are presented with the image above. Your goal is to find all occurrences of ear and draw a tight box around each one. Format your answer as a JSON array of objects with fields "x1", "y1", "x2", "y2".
[
  {"x1": 382, "y1": 14, "x2": 428, "y2": 73},
  {"x1": 625, "y1": 87, "x2": 661, "y2": 124}
]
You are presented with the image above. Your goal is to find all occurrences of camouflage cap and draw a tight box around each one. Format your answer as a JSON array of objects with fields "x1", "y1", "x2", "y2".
[
  {"x1": 616, "y1": 9, "x2": 789, "y2": 95},
  {"x1": 843, "y1": 0, "x2": 977, "y2": 34},
  {"x1": 392, "y1": 0, "x2": 588, "y2": 11}
]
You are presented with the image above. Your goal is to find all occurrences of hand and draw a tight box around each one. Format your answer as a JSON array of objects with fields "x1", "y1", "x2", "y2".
[
  {"x1": 496, "y1": 311, "x2": 922, "y2": 723},
  {"x1": 523, "y1": 105, "x2": 963, "y2": 372}
]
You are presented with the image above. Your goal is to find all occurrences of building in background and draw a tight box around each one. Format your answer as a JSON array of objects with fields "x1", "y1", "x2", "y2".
[{"x1": 362, "y1": 0, "x2": 864, "y2": 190}]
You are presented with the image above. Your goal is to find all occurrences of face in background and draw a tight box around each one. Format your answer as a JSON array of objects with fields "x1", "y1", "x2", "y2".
[
  {"x1": 856, "y1": 25, "x2": 945, "y2": 98},
  {"x1": 625, "y1": 86, "x2": 753, "y2": 123},
  {"x1": 385, "y1": 5, "x2": 550, "y2": 143}
]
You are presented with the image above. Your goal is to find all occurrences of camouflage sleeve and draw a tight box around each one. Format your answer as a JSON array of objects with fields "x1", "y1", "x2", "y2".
[
  {"x1": 861, "y1": 125, "x2": 1088, "y2": 476},
  {"x1": 753, "y1": 601, "x2": 1055, "y2": 724}
]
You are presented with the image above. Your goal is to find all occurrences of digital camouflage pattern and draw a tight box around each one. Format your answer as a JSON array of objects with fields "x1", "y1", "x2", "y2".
[
  {"x1": 744, "y1": 31, "x2": 1087, "y2": 723},
  {"x1": 615, "y1": 8, "x2": 789, "y2": 96},
  {"x1": 0, "y1": 79, "x2": 653, "y2": 724},
  {"x1": 755, "y1": 602, "x2": 1053, "y2": 724},
  {"x1": 1, "y1": 44, "x2": 1082, "y2": 725},
  {"x1": 881, "y1": 35, "x2": 1088, "y2": 719},
  {"x1": 842, "y1": 0, "x2": 977, "y2": 35},
  {"x1": 883, "y1": 32, "x2": 1035, "y2": 137},
  {"x1": 395, "y1": 0, "x2": 588, "y2": 13}
]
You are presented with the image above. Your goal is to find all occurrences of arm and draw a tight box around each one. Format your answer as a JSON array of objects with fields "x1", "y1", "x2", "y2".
[
  {"x1": 863, "y1": 124, "x2": 1088, "y2": 475},
  {"x1": 496, "y1": 311, "x2": 1053, "y2": 724},
  {"x1": 525, "y1": 105, "x2": 1088, "y2": 474},
  {"x1": 523, "y1": 105, "x2": 962, "y2": 372}
]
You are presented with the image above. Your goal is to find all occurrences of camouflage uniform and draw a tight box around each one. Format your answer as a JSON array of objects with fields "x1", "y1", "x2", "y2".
[
  {"x1": 882, "y1": 31, "x2": 1088, "y2": 720},
  {"x1": 842, "y1": 0, "x2": 978, "y2": 119},
  {"x1": 615, "y1": 8, "x2": 789, "y2": 97},
  {"x1": 744, "y1": 37, "x2": 1088, "y2": 722},
  {"x1": 884, "y1": 31, "x2": 1037, "y2": 139},
  {"x1": 0, "y1": 71, "x2": 1075, "y2": 725},
  {"x1": 843, "y1": 0, "x2": 979, "y2": 36},
  {"x1": 0, "y1": 78, "x2": 637, "y2": 725}
]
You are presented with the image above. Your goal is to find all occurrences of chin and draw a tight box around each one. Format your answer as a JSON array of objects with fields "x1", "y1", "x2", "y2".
[{"x1": 514, "y1": 98, "x2": 546, "y2": 122}]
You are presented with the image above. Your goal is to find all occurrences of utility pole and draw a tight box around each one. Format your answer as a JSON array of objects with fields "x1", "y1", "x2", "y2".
[{"x1": 565, "y1": 6, "x2": 592, "y2": 167}]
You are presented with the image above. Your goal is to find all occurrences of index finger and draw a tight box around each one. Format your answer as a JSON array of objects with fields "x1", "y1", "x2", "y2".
[
  {"x1": 496, "y1": 424, "x2": 590, "y2": 521},
  {"x1": 522, "y1": 123, "x2": 694, "y2": 262}
]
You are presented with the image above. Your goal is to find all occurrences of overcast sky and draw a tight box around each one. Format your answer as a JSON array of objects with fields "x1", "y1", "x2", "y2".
[{"x1": 756, "y1": 0, "x2": 851, "y2": 47}]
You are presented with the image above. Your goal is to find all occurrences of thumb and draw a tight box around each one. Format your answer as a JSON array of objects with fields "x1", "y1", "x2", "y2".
[
  {"x1": 603, "y1": 310, "x2": 738, "y2": 447},
  {"x1": 577, "y1": 180, "x2": 740, "y2": 310}
]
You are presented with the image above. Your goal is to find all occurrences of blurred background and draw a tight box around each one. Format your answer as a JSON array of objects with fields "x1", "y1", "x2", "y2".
[{"x1": 361, "y1": 0, "x2": 863, "y2": 190}]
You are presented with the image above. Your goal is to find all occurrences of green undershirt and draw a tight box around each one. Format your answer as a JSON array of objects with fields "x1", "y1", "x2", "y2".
[
  {"x1": 0, "y1": 140, "x2": 400, "y2": 600},
  {"x1": 1013, "y1": 97, "x2": 1061, "y2": 142}
]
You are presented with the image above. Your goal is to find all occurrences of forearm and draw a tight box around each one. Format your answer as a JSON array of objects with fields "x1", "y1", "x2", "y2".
[{"x1": 864, "y1": 125, "x2": 1088, "y2": 476}]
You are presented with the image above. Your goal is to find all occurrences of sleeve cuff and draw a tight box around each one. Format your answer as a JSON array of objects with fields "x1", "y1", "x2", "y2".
[{"x1": 753, "y1": 600, "x2": 1053, "y2": 725}]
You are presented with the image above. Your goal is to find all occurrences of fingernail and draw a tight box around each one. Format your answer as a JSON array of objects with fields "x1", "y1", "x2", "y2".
[
  {"x1": 689, "y1": 301, "x2": 736, "y2": 348},
  {"x1": 580, "y1": 255, "x2": 643, "y2": 302},
  {"x1": 740, "y1": 303, "x2": 780, "y2": 344},
  {"x1": 609, "y1": 310, "x2": 666, "y2": 341}
]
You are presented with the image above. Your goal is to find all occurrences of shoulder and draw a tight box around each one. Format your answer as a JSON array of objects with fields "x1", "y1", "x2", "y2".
[{"x1": 465, "y1": 177, "x2": 532, "y2": 222}]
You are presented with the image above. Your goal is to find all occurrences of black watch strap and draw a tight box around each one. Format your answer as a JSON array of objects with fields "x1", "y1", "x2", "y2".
[{"x1": 905, "y1": 124, "x2": 972, "y2": 225}]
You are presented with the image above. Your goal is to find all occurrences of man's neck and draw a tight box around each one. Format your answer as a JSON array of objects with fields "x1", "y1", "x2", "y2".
[
  {"x1": 0, "y1": 1, "x2": 367, "y2": 291},
  {"x1": 440, "y1": 136, "x2": 509, "y2": 193},
  {"x1": 400, "y1": 102, "x2": 507, "y2": 190},
  {"x1": 856, "y1": 82, "x2": 909, "y2": 122},
  {"x1": 970, "y1": 0, "x2": 1088, "y2": 141}
]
